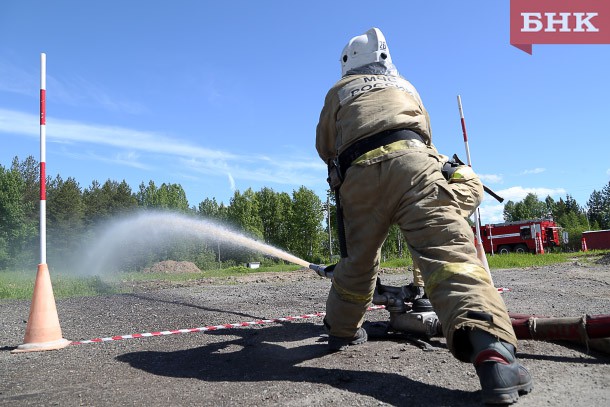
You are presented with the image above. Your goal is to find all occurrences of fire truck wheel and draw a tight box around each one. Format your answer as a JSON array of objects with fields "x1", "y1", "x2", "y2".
[
  {"x1": 514, "y1": 244, "x2": 528, "y2": 254},
  {"x1": 498, "y1": 245, "x2": 511, "y2": 255}
]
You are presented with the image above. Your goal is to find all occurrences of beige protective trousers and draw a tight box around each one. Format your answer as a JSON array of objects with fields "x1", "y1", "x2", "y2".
[
  {"x1": 326, "y1": 146, "x2": 516, "y2": 361},
  {"x1": 412, "y1": 161, "x2": 484, "y2": 287}
]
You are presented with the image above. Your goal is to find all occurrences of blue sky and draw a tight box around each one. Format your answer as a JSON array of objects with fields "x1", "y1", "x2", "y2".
[{"x1": 1, "y1": 1, "x2": 609, "y2": 223}]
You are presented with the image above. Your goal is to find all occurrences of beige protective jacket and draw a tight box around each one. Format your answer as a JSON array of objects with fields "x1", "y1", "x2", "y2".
[{"x1": 316, "y1": 74, "x2": 432, "y2": 164}]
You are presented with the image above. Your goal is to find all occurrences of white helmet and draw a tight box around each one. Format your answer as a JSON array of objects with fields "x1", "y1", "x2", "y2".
[{"x1": 340, "y1": 27, "x2": 393, "y2": 76}]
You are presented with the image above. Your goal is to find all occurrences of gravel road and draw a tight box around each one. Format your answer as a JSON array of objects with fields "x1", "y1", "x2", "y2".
[{"x1": 1, "y1": 258, "x2": 609, "y2": 406}]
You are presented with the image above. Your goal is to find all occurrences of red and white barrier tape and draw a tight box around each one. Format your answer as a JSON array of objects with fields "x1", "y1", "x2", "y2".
[
  {"x1": 70, "y1": 306, "x2": 383, "y2": 346},
  {"x1": 70, "y1": 288, "x2": 509, "y2": 346}
]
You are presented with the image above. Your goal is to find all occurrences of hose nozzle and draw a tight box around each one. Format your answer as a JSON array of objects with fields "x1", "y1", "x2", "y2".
[{"x1": 309, "y1": 264, "x2": 334, "y2": 279}]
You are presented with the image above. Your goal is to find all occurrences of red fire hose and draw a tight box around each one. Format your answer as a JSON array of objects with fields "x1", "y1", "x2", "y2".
[{"x1": 510, "y1": 313, "x2": 610, "y2": 354}]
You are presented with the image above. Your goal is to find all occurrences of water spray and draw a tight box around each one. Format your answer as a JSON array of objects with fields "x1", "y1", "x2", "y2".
[{"x1": 79, "y1": 211, "x2": 313, "y2": 275}]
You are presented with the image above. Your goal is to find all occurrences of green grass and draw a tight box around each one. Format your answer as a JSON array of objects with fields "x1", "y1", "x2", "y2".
[
  {"x1": 2, "y1": 252, "x2": 607, "y2": 300},
  {"x1": 0, "y1": 263, "x2": 304, "y2": 300},
  {"x1": 487, "y1": 250, "x2": 608, "y2": 269},
  {"x1": 380, "y1": 257, "x2": 413, "y2": 269},
  {"x1": 378, "y1": 250, "x2": 608, "y2": 270},
  {"x1": 0, "y1": 271, "x2": 127, "y2": 300},
  {"x1": 380, "y1": 252, "x2": 573, "y2": 270},
  {"x1": 486, "y1": 252, "x2": 569, "y2": 268},
  {"x1": 120, "y1": 263, "x2": 303, "y2": 282}
]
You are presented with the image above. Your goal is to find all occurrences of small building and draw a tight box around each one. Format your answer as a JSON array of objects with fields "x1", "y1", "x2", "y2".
[
  {"x1": 582, "y1": 230, "x2": 610, "y2": 250},
  {"x1": 246, "y1": 262, "x2": 261, "y2": 269}
]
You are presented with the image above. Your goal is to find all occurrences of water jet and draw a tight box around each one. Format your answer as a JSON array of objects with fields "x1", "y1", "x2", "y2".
[{"x1": 78, "y1": 211, "x2": 311, "y2": 276}]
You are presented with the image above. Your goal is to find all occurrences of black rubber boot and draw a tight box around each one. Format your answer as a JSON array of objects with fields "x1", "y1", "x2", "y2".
[
  {"x1": 470, "y1": 330, "x2": 533, "y2": 405},
  {"x1": 324, "y1": 318, "x2": 368, "y2": 352}
]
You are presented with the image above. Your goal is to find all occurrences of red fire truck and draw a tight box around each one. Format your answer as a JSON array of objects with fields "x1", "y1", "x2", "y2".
[{"x1": 474, "y1": 219, "x2": 563, "y2": 255}]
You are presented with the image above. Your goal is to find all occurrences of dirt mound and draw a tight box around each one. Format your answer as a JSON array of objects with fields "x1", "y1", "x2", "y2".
[{"x1": 142, "y1": 260, "x2": 201, "y2": 273}]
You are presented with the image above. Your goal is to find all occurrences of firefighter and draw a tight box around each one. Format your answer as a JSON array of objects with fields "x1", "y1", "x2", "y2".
[{"x1": 316, "y1": 27, "x2": 532, "y2": 404}]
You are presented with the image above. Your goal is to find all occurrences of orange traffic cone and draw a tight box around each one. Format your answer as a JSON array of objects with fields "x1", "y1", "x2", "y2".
[
  {"x1": 12, "y1": 263, "x2": 70, "y2": 353},
  {"x1": 535, "y1": 232, "x2": 545, "y2": 254},
  {"x1": 580, "y1": 236, "x2": 589, "y2": 252}
]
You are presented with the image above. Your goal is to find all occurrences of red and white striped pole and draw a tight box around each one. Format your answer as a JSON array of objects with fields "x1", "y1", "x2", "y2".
[
  {"x1": 40, "y1": 53, "x2": 47, "y2": 265},
  {"x1": 457, "y1": 95, "x2": 493, "y2": 283},
  {"x1": 12, "y1": 53, "x2": 70, "y2": 353},
  {"x1": 457, "y1": 95, "x2": 473, "y2": 169}
]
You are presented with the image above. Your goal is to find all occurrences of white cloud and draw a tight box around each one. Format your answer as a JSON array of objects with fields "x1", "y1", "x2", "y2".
[
  {"x1": 47, "y1": 75, "x2": 147, "y2": 115},
  {"x1": 111, "y1": 152, "x2": 151, "y2": 170},
  {"x1": 479, "y1": 173, "x2": 502, "y2": 183},
  {"x1": 495, "y1": 186, "x2": 566, "y2": 202},
  {"x1": 0, "y1": 108, "x2": 237, "y2": 161},
  {"x1": 228, "y1": 173, "x2": 236, "y2": 191},
  {"x1": 0, "y1": 62, "x2": 145, "y2": 114},
  {"x1": 60, "y1": 149, "x2": 152, "y2": 171},
  {"x1": 0, "y1": 61, "x2": 36, "y2": 96},
  {"x1": 0, "y1": 109, "x2": 38, "y2": 135},
  {"x1": 0, "y1": 107, "x2": 327, "y2": 189},
  {"x1": 477, "y1": 185, "x2": 568, "y2": 225},
  {"x1": 478, "y1": 203, "x2": 505, "y2": 224},
  {"x1": 180, "y1": 155, "x2": 324, "y2": 186},
  {"x1": 520, "y1": 168, "x2": 546, "y2": 175}
]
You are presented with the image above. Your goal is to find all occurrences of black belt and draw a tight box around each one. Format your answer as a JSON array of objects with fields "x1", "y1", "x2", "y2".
[{"x1": 337, "y1": 128, "x2": 424, "y2": 179}]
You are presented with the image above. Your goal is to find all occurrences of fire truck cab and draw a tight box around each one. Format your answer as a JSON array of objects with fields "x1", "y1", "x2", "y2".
[{"x1": 475, "y1": 219, "x2": 563, "y2": 254}]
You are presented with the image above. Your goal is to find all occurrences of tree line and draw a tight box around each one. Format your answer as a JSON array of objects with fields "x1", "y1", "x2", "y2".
[
  {"x1": 1, "y1": 156, "x2": 330, "y2": 271},
  {"x1": 0, "y1": 155, "x2": 414, "y2": 272},
  {"x1": 3, "y1": 155, "x2": 607, "y2": 272}
]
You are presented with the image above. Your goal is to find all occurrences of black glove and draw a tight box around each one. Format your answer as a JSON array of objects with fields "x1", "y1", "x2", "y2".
[
  {"x1": 441, "y1": 159, "x2": 461, "y2": 181},
  {"x1": 324, "y1": 263, "x2": 336, "y2": 273}
]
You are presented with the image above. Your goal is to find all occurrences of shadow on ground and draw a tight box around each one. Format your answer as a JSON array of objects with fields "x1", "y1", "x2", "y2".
[{"x1": 117, "y1": 322, "x2": 480, "y2": 406}]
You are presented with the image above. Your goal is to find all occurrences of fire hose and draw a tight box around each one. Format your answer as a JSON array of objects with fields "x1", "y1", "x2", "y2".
[
  {"x1": 309, "y1": 264, "x2": 610, "y2": 354},
  {"x1": 510, "y1": 313, "x2": 610, "y2": 354}
]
